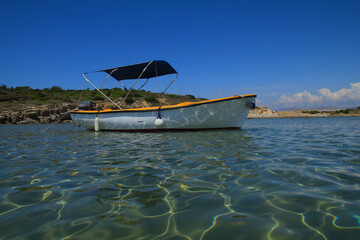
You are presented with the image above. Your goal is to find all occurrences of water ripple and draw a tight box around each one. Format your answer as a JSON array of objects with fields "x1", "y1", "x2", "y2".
[{"x1": 0, "y1": 117, "x2": 360, "y2": 239}]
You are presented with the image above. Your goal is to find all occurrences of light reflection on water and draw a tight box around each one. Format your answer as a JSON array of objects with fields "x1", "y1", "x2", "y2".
[{"x1": 0, "y1": 117, "x2": 360, "y2": 239}]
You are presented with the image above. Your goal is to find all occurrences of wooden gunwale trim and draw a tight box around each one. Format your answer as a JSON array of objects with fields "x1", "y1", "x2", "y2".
[{"x1": 71, "y1": 94, "x2": 256, "y2": 114}]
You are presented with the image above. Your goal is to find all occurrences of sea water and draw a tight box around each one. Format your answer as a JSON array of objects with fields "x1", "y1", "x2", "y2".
[{"x1": 0, "y1": 117, "x2": 359, "y2": 240}]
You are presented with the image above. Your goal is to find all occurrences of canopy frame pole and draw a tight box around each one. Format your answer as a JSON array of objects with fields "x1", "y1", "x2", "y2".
[
  {"x1": 162, "y1": 73, "x2": 178, "y2": 95},
  {"x1": 158, "y1": 73, "x2": 178, "y2": 107},
  {"x1": 117, "y1": 80, "x2": 128, "y2": 91},
  {"x1": 101, "y1": 68, "x2": 142, "y2": 108},
  {"x1": 117, "y1": 80, "x2": 146, "y2": 108},
  {"x1": 121, "y1": 61, "x2": 154, "y2": 107},
  {"x1": 137, "y1": 79, "x2": 149, "y2": 91},
  {"x1": 109, "y1": 80, "x2": 118, "y2": 99},
  {"x1": 83, "y1": 73, "x2": 122, "y2": 109},
  {"x1": 100, "y1": 68, "x2": 118, "y2": 90}
]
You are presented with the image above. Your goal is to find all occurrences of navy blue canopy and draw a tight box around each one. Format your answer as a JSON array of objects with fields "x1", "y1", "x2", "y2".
[{"x1": 97, "y1": 60, "x2": 177, "y2": 81}]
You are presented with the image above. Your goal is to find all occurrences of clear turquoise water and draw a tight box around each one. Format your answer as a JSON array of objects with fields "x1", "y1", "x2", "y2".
[{"x1": 0, "y1": 117, "x2": 360, "y2": 240}]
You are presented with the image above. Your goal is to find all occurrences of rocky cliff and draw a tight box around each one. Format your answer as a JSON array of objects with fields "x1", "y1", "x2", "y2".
[
  {"x1": 0, "y1": 103, "x2": 76, "y2": 124},
  {"x1": 248, "y1": 107, "x2": 279, "y2": 118}
]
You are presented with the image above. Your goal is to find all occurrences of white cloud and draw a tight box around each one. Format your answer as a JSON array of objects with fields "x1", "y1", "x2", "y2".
[{"x1": 277, "y1": 82, "x2": 360, "y2": 108}]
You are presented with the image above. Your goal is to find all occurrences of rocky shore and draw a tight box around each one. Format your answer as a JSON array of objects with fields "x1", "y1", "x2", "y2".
[
  {"x1": 248, "y1": 106, "x2": 360, "y2": 118},
  {"x1": 0, "y1": 103, "x2": 76, "y2": 125}
]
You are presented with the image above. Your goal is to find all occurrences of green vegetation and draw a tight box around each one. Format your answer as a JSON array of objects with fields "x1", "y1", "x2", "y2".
[
  {"x1": 144, "y1": 94, "x2": 158, "y2": 104},
  {"x1": 301, "y1": 110, "x2": 320, "y2": 114},
  {"x1": 167, "y1": 94, "x2": 178, "y2": 99},
  {"x1": 329, "y1": 107, "x2": 360, "y2": 115},
  {"x1": 300, "y1": 108, "x2": 360, "y2": 116},
  {"x1": 124, "y1": 97, "x2": 134, "y2": 105},
  {"x1": 332, "y1": 109, "x2": 351, "y2": 114},
  {"x1": 0, "y1": 84, "x2": 202, "y2": 111}
]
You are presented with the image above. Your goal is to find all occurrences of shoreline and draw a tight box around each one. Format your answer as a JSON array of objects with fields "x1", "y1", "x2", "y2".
[
  {"x1": 248, "y1": 115, "x2": 360, "y2": 119},
  {"x1": 247, "y1": 106, "x2": 360, "y2": 119},
  {"x1": 2, "y1": 86, "x2": 359, "y2": 124},
  {"x1": 0, "y1": 103, "x2": 76, "y2": 125},
  {"x1": 1, "y1": 106, "x2": 359, "y2": 125}
]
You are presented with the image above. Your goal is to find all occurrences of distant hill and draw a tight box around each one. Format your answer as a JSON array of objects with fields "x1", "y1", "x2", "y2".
[
  {"x1": 0, "y1": 84, "x2": 206, "y2": 125},
  {"x1": 249, "y1": 105, "x2": 360, "y2": 119},
  {"x1": 0, "y1": 84, "x2": 203, "y2": 112}
]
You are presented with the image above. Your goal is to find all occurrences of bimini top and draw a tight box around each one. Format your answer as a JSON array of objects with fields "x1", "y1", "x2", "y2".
[{"x1": 91, "y1": 60, "x2": 177, "y2": 81}]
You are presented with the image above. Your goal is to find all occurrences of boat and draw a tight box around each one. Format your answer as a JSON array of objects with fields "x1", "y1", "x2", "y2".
[{"x1": 70, "y1": 60, "x2": 256, "y2": 131}]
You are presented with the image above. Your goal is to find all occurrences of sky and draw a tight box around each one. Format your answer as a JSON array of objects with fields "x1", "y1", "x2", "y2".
[{"x1": 0, "y1": 0, "x2": 359, "y2": 110}]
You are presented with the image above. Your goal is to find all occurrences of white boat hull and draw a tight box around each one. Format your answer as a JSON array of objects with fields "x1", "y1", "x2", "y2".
[{"x1": 70, "y1": 96, "x2": 255, "y2": 131}]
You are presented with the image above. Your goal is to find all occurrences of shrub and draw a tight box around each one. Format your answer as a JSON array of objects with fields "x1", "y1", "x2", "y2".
[
  {"x1": 168, "y1": 94, "x2": 177, "y2": 99},
  {"x1": 37, "y1": 91, "x2": 47, "y2": 98},
  {"x1": 93, "y1": 94, "x2": 103, "y2": 101},
  {"x1": 333, "y1": 109, "x2": 352, "y2": 114},
  {"x1": 340, "y1": 109, "x2": 351, "y2": 114},
  {"x1": 125, "y1": 97, "x2": 134, "y2": 104},
  {"x1": 186, "y1": 94, "x2": 196, "y2": 99},
  {"x1": 50, "y1": 86, "x2": 64, "y2": 92},
  {"x1": 0, "y1": 95, "x2": 12, "y2": 101},
  {"x1": 15, "y1": 86, "x2": 31, "y2": 90},
  {"x1": 0, "y1": 84, "x2": 8, "y2": 94},
  {"x1": 145, "y1": 94, "x2": 158, "y2": 104},
  {"x1": 111, "y1": 89, "x2": 127, "y2": 99},
  {"x1": 302, "y1": 110, "x2": 320, "y2": 114},
  {"x1": 133, "y1": 91, "x2": 142, "y2": 98}
]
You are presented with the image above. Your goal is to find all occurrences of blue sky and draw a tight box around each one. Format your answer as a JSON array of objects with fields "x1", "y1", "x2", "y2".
[{"x1": 1, "y1": 0, "x2": 359, "y2": 109}]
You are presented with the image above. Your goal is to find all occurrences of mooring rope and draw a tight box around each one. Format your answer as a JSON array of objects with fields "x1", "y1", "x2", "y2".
[
  {"x1": 41, "y1": 106, "x2": 78, "y2": 132},
  {"x1": 42, "y1": 79, "x2": 87, "y2": 132}
]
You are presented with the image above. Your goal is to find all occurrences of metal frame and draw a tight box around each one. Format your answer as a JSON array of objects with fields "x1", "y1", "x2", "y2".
[
  {"x1": 82, "y1": 61, "x2": 178, "y2": 110},
  {"x1": 100, "y1": 68, "x2": 118, "y2": 90},
  {"x1": 120, "y1": 61, "x2": 153, "y2": 106},
  {"x1": 83, "y1": 73, "x2": 122, "y2": 109},
  {"x1": 158, "y1": 73, "x2": 178, "y2": 106}
]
